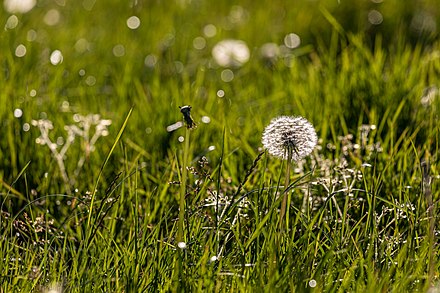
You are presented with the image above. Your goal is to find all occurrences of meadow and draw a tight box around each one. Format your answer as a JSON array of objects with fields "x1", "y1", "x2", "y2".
[{"x1": 1, "y1": 0, "x2": 439, "y2": 292}]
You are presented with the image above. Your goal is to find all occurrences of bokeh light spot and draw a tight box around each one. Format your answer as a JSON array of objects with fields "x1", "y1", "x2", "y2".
[
  {"x1": 193, "y1": 36, "x2": 206, "y2": 50},
  {"x1": 203, "y1": 24, "x2": 217, "y2": 38},
  {"x1": 368, "y1": 10, "x2": 383, "y2": 25},
  {"x1": 50, "y1": 50, "x2": 63, "y2": 65},
  {"x1": 201, "y1": 116, "x2": 211, "y2": 123},
  {"x1": 221, "y1": 69, "x2": 234, "y2": 82},
  {"x1": 23, "y1": 123, "x2": 30, "y2": 131},
  {"x1": 27, "y1": 29, "x2": 37, "y2": 41},
  {"x1": 5, "y1": 15, "x2": 19, "y2": 30},
  {"x1": 14, "y1": 108, "x2": 23, "y2": 118},
  {"x1": 85, "y1": 76, "x2": 96, "y2": 86},
  {"x1": 15, "y1": 44, "x2": 27, "y2": 57},
  {"x1": 74, "y1": 38, "x2": 90, "y2": 53},
  {"x1": 127, "y1": 16, "x2": 141, "y2": 29},
  {"x1": 44, "y1": 9, "x2": 61, "y2": 26},
  {"x1": 144, "y1": 54, "x2": 157, "y2": 68},
  {"x1": 217, "y1": 90, "x2": 225, "y2": 98},
  {"x1": 284, "y1": 33, "x2": 301, "y2": 49},
  {"x1": 113, "y1": 44, "x2": 125, "y2": 57}
]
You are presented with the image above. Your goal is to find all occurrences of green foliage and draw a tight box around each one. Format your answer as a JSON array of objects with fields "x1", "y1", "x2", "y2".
[{"x1": 1, "y1": 0, "x2": 439, "y2": 292}]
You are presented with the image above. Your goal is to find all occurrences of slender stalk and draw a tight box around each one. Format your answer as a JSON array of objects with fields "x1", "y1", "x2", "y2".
[
  {"x1": 178, "y1": 127, "x2": 190, "y2": 243},
  {"x1": 422, "y1": 159, "x2": 434, "y2": 286},
  {"x1": 279, "y1": 151, "x2": 292, "y2": 231}
]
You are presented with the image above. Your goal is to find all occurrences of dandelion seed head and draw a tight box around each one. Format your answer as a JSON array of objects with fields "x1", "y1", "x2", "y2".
[
  {"x1": 212, "y1": 39, "x2": 250, "y2": 67},
  {"x1": 262, "y1": 116, "x2": 317, "y2": 161}
]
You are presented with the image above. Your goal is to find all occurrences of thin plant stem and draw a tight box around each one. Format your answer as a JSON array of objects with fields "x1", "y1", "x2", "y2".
[
  {"x1": 178, "y1": 127, "x2": 190, "y2": 243},
  {"x1": 279, "y1": 151, "x2": 292, "y2": 231},
  {"x1": 422, "y1": 159, "x2": 434, "y2": 286}
]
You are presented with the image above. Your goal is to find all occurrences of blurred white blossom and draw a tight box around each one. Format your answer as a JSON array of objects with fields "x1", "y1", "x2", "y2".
[
  {"x1": 4, "y1": 0, "x2": 36, "y2": 14},
  {"x1": 212, "y1": 39, "x2": 250, "y2": 67}
]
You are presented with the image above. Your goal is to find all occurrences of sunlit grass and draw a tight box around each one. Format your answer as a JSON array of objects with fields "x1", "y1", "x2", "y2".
[{"x1": 1, "y1": 0, "x2": 439, "y2": 292}]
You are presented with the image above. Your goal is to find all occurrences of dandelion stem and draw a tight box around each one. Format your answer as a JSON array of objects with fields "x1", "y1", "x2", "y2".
[{"x1": 279, "y1": 151, "x2": 291, "y2": 231}]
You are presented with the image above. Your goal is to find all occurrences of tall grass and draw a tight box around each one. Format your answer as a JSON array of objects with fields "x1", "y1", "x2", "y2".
[{"x1": 1, "y1": 0, "x2": 439, "y2": 292}]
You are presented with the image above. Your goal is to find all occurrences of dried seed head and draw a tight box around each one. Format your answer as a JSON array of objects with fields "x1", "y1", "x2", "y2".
[
  {"x1": 262, "y1": 116, "x2": 317, "y2": 161},
  {"x1": 179, "y1": 105, "x2": 197, "y2": 129}
]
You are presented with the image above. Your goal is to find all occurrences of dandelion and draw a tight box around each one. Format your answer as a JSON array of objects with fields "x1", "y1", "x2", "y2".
[
  {"x1": 4, "y1": 0, "x2": 36, "y2": 14},
  {"x1": 262, "y1": 116, "x2": 317, "y2": 161},
  {"x1": 262, "y1": 115, "x2": 317, "y2": 230},
  {"x1": 212, "y1": 39, "x2": 250, "y2": 67}
]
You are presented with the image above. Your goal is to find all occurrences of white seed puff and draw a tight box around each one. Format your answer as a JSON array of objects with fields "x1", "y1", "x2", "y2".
[{"x1": 262, "y1": 116, "x2": 317, "y2": 161}]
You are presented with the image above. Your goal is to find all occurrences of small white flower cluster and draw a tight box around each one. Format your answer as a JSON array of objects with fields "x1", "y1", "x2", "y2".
[{"x1": 32, "y1": 114, "x2": 111, "y2": 193}]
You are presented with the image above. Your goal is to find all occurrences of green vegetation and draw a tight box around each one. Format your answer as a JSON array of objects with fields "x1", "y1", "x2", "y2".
[{"x1": 1, "y1": 0, "x2": 439, "y2": 292}]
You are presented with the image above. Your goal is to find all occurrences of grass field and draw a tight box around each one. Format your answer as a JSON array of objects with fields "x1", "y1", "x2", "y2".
[{"x1": 1, "y1": 0, "x2": 439, "y2": 292}]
